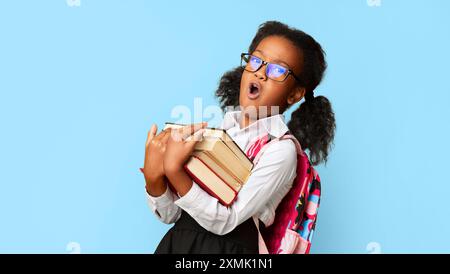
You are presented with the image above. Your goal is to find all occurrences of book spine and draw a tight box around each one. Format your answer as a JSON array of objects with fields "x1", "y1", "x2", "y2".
[
  {"x1": 183, "y1": 161, "x2": 237, "y2": 207},
  {"x1": 193, "y1": 155, "x2": 242, "y2": 193}
]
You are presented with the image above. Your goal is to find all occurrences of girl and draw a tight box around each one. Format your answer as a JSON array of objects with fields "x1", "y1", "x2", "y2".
[{"x1": 142, "y1": 21, "x2": 336, "y2": 254}]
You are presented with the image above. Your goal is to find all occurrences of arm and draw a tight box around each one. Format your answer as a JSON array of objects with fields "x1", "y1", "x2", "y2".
[
  {"x1": 146, "y1": 178, "x2": 182, "y2": 224},
  {"x1": 167, "y1": 140, "x2": 298, "y2": 235},
  {"x1": 141, "y1": 124, "x2": 183, "y2": 224}
]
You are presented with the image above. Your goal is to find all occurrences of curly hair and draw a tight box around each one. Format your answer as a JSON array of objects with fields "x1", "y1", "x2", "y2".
[{"x1": 215, "y1": 21, "x2": 336, "y2": 166}]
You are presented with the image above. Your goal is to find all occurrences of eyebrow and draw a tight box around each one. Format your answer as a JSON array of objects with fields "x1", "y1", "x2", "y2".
[{"x1": 253, "y1": 49, "x2": 292, "y2": 69}]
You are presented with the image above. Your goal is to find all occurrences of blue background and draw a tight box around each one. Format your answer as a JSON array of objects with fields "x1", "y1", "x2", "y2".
[{"x1": 1, "y1": 0, "x2": 449, "y2": 253}]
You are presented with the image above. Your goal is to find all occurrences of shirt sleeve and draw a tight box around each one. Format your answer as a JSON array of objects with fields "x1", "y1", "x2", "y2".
[
  {"x1": 174, "y1": 139, "x2": 297, "y2": 235},
  {"x1": 146, "y1": 184, "x2": 182, "y2": 224}
]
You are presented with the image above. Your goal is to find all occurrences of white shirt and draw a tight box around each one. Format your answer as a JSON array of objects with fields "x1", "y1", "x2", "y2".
[{"x1": 146, "y1": 111, "x2": 297, "y2": 235}]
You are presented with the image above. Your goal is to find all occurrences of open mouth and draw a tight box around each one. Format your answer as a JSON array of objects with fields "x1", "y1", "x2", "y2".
[{"x1": 247, "y1": 82, "x2": 261, "y2": 99}]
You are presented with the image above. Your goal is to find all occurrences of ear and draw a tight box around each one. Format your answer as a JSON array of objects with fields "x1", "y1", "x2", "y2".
[{"x1": 287, "y1": 86, "x2": 306, "y2": 105}]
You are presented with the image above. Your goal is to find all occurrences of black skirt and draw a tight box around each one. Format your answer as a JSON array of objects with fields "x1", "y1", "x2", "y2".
[{"x1": 154, "y1": 210, "x2": 261, "y2": 254}]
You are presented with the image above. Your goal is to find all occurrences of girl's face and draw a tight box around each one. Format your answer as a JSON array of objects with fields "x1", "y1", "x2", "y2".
[{"x1": 239, "y1": 35, "x2": 306, "y2": 119}]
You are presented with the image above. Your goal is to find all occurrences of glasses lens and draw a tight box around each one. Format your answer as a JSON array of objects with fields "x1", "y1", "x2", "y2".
[
  {"x1": 266, "y1": 63, "x2": 288, "y2": 81},
  {"x1": 242, "y1": 54, "x2": 262, "y2": 72}
]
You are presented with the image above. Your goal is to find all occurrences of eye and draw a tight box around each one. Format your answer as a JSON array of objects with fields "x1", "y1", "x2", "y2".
[
  {"x1": 269, "y1": 64, "x2": 287, "y2": 77},
  {"x1": 250, "y1": 56, "x2": 261, "y2": 64},
  {"x1": 249, "y1": 56, "x2": 262, "y2": 70},
  {"x1": 275, "y1": 67, "x2": 283, "y2": 73}
]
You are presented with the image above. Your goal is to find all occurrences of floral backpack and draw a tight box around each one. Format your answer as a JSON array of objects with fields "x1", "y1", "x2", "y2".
[{"x1": 245, "y1": 132, "x2": 321, "y2": 254}]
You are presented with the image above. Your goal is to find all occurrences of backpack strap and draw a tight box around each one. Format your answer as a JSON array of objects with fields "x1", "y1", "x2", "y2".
[
  {"x1": 245, "y1": 133, "x2": 273, "y2": 163},
  {"x1": 252, "y1": 216, "x2": 269, "y2": 254},
  {"x1": 245, "y1": 133, "x2": 306, "y2": 167},
  {"x1": 246, "y1": 133, "x2": 311, "y2": 253}
]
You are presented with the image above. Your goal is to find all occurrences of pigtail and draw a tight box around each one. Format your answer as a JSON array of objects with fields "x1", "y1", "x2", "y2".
[
  {"x1": 288, "y1": 95, "x2": 336, "y2": 165},
  {"x1": 215, "y1": 66, "x2": 242, "y2": 111}
]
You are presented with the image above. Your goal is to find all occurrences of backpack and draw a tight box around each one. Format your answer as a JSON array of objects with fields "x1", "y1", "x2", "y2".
[{"x1": 244, "y1": 133, "x2": 321, "y2": 254}]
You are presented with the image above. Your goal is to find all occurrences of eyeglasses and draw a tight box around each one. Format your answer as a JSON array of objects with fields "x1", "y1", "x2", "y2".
[{"x1": 240, "y1": 53, "x2": 302, "y2": 83}]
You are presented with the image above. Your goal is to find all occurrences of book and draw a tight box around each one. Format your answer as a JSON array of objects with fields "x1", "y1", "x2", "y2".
[
  {"x1": 192, "y1": 151, "x2": 243, "y2": 192},
  {"x1": 184, "y1": 156, "x2": 238, "y2": 206},
  {"x1": 163, "y1": 122, "x2": 254, "y2": 206}
]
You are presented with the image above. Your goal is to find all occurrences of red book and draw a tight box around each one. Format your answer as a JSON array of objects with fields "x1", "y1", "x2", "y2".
[{"x1": 184, "y1": 155, "x2": 238, "y2": 207}]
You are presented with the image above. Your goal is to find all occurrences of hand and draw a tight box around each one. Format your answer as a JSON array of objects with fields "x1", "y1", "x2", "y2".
[
  {"x1": 163, "y1": 122, "x2": 207, "y2": 176},
  {"x1": 142, "y1": 124, "x2": 172, "y2": 185}
]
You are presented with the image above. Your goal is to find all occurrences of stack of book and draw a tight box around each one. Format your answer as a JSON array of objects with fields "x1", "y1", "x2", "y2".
[{"x1": 164, "y1": 123, "x2": 254, "y2": 206}]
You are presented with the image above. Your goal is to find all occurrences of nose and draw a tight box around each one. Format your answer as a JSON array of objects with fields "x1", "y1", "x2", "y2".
[{"x1": 254, "y1": 63, "x2": 268, "y2": 81}]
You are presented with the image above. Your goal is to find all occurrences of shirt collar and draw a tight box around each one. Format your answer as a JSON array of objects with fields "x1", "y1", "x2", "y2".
[{"x1": 221, "y1": 110, "x2": 289, "y2": 138}]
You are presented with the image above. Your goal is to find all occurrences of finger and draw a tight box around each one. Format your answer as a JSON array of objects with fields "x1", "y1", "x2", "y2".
[
  {"x1": 185, "y1": 129, "x2": 205, "y2": 150},
  {"x1": 161, "y1": 128, "x2": 172, "y2": 144},
  {"x1": 185, "y1": 128, "x2": 205, "y2": 142},
  {"x1": 153, "y1": 127, "x2": 169, "y2": 141},
  {"x1": 146, "y1": 124, "x2": 158, "y2": 147},
  {"x1": 169, "y1": 128, "x2": 184, "y2": 142},
  {"x1": 181, "y1": 122, "x2": 207, "y2": 140}
]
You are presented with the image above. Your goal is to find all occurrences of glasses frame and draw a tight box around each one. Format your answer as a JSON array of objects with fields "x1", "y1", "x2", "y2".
[{"x1": 240, "y1": 53, "x2": 302, "y2": 83}]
